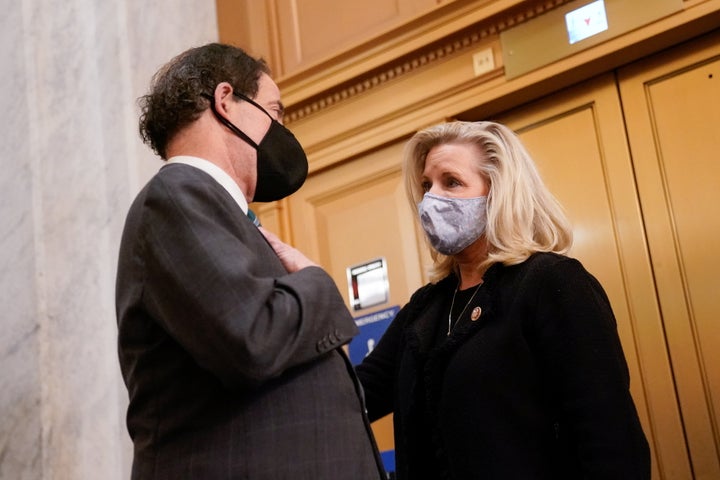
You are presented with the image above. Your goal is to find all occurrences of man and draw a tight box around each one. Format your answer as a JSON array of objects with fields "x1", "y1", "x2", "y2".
[{"x1": 116, "y1": 43, "x2": 385, "y2": 479}]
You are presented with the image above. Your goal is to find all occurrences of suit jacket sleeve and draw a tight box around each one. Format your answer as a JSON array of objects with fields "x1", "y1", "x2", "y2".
[{"x1": 131, "y1": 168, "x2": 358, "y2": 389}]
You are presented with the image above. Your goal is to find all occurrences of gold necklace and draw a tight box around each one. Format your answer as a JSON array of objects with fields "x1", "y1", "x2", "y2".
[{"x1": 447, "y1": 281, "x2": 483, "y2": 336}]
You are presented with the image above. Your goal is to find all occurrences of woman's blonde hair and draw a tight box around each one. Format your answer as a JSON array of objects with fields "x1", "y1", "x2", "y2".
[{"x1": 403, "y1": 121, "x2": 573, "y2": 281}]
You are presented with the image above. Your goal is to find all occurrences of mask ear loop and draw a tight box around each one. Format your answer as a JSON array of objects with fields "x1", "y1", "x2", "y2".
[
  {"x1": 201, "y1": 93, "x2": 259, "y2": 149},
  {"x1": 232, "y1": 92, "x2": 275, "y2": 122}
]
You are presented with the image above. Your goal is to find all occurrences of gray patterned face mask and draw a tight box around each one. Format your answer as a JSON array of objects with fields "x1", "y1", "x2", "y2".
[{"x1": 418, "y1": 192, "x2": 488, "y2": 255}]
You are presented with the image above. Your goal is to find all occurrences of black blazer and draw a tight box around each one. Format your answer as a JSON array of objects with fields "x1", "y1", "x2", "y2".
[
  {"x1": 357, "y1": 252, "x2": 650, "y2": 480},
  {"x1": 116, "y1": 164, "x2": 385, "y2": 479}
]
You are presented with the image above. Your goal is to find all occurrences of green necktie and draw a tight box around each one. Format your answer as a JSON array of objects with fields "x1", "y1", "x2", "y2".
[{"x1": 247, "y1": 208, "x2": 261, "y2": 227}]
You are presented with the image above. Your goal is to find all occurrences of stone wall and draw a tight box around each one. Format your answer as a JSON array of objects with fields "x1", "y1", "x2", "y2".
[{"x1": 0, "y1": 1, "x2": 218, "y2": 478}]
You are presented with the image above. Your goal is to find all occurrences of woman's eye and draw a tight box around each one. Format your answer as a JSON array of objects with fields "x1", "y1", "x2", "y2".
[
  {"x1": 421, "y1": 181, "x2": 431, "y2": 192},
  {"x1": 447, "y1": 178, "x2": 461, "y2": 187}
]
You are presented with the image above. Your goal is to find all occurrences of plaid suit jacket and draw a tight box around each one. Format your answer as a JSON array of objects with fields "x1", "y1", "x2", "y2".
[{"x1": 116, "y1": 164, "x2": 385, "y2": 479}]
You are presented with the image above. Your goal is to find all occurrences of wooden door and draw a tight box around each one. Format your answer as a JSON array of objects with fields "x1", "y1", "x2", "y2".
[
  {"x1": 619, "y1": 30, "x2": 720, "y2": 480},
  {"x1": 495, "y1": 73, "x2": 687, "y2": 479},
  {"x1": 492, "y1": 30, "x2": 720, "y2": 478}
]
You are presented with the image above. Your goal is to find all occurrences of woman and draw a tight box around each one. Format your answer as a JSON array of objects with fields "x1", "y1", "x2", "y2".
[{"x1": 355, "y1": 121, "x2": 650, "y2": 479}]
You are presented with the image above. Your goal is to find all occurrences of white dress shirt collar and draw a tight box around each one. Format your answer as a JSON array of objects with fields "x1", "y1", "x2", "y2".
[{"x1": 166, "y1": 155, "x2": 249, "y2": 214}]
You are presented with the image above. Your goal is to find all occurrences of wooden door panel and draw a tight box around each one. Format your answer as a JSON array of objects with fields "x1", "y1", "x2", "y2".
[
  {"x1": 495, "y1": 73, "x2": 689, "y2": 479},
  {"x1": 619, "y1": 30, "x2": 720, "y2": 479}
]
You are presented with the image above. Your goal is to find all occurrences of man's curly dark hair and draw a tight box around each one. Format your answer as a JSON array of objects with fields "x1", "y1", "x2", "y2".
[{"x1": 138, "y1": 43, "x2": 270, "y2": 159}]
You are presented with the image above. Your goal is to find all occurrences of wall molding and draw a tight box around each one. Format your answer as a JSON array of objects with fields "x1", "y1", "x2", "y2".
[
  {"x1": 284, "y1": 0, "x2": 573, "y2": 124},
  {"x1": 277, "y1": 0, "x2": 720, "y2": 176}
]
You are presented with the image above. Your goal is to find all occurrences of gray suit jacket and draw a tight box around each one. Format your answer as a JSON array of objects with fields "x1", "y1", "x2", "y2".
[{"x1": 116, "y1": 164, "x2": 385, "y2": 479}]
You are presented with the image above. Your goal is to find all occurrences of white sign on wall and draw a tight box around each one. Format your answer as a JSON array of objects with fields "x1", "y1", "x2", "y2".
[
  {"x1": 565, "y1": 0, "x2": 609, "y2": 45},
  {"x1": 346, "y1": 257, "x2": 389, "y2": 311}
]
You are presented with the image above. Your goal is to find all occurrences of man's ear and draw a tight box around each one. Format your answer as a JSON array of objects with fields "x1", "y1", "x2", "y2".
[{"x1": 212, "y1": 82, "x2": 235, "y2": 118}]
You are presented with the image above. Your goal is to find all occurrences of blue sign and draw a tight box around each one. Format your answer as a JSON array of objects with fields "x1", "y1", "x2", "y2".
[
  {"x1": 380, "y1": 450, "x2": 396, "y2": 474},
  {"x1": 348, "y1": 305, "x2": 400, "y2": 365}
]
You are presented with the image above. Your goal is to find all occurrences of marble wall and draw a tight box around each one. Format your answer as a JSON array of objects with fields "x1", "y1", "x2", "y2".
[{"x1": 1, "y1": 1, "x2": 218, "y2": 478}]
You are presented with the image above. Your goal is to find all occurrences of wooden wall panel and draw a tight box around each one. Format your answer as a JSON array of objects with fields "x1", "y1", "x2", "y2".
[
  {"x1": 275, "y1": 0, "x2": 425, "y2": 68},
  {"x1": 271, "y1": 0, "x2": 441, "y2": 75}
]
